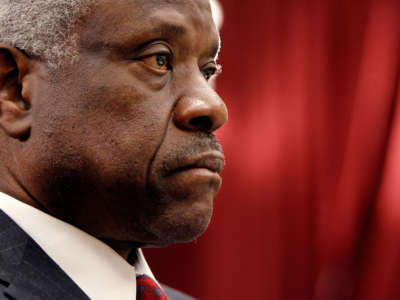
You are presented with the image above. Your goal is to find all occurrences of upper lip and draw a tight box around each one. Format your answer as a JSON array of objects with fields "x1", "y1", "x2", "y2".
[{"x1": 169, "y1": 152, "x2": 225, "y2": 175}]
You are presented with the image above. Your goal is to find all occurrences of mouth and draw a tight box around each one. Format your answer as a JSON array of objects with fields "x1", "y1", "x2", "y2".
[{"x1": 167, "y1": 151, "x2": 225, "y2": 176}]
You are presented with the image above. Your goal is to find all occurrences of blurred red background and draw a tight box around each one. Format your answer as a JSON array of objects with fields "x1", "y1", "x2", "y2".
[{"x1": 145, "y1": 0, "x2": 400, "y2": 299}]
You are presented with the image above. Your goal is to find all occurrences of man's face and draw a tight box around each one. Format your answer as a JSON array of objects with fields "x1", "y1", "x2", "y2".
[{"x1": 22, "y1": 0, "x2": 227, "y2": 246}]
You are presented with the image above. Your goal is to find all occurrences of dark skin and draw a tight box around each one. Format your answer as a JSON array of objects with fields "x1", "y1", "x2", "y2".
[{"x1": 0, "y1": 0, "x2": 227, "y2": 259}]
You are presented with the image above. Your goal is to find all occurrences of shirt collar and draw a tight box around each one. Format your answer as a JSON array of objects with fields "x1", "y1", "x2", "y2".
[{"x1": 0, "y1": 191, "x2": 156, "y2": 300}]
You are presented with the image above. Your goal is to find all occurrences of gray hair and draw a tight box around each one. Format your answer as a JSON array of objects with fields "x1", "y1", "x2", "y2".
[{"x1": 0, "y1": 0, "x2": 91, "y2": 69}]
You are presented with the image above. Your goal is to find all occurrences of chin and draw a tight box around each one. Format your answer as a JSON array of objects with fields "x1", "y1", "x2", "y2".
[
  {"x1": 139, "y1": 171, "x2": 219, "y2": 246},
  {"x1": 144, "y1": 200, "x2": 214, "y2": 247}
]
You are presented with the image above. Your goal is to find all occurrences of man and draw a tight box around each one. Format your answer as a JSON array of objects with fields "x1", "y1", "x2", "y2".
[{"x1": 0, "y1": 0, "x2": 228, "y2": 299}]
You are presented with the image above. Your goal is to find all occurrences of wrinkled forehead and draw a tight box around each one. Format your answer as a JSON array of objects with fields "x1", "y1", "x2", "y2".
[
  {"x1": 78, "y1": 0, "x2": 217, "y2": 51},
  {"x1": 126, "y1": 0, "x2": 212, "y2": 19}
]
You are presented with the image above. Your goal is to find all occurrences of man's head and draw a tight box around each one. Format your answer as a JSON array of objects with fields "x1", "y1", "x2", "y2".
[{"x1": 0, "y1": 0, "x2": 227, "y2": 251}]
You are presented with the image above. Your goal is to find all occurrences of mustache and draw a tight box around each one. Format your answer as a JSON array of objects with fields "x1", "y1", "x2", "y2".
[{"x1": 160, "y1": 132, "x2": 223, "y2": 176}]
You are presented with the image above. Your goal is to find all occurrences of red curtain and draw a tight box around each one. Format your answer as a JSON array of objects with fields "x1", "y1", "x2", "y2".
[{"x1": 145, "y1": 0, "x2": 400, "y2": 299}]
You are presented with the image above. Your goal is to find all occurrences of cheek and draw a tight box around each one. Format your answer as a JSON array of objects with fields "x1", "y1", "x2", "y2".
[
  {"x1": 33, "y1": 67, "x2": 173, "y2": 184},
  {"x1": 72, "y1": 78, "x2": 173, "y2": 184}
]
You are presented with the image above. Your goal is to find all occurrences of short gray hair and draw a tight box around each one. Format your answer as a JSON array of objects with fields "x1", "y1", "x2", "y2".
[{"x1": 0, "y1": 0, "x2": 91, "y2": 69}]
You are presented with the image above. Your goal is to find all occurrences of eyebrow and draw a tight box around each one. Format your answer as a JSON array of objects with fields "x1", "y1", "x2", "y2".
[
  {"x1": 148, "y1": 23, "x2": 187, "y2": 40},
  {"x1": 158, "y1": 23, "x2": 187, "y2": 37},
  {"x1": 148, "y1": 21, "x2": 220, "y2": 58}
]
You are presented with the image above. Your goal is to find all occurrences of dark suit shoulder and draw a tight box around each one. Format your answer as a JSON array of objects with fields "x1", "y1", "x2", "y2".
[{"x1": 0, "y1": 210, "x2": 90, "y2": 300}]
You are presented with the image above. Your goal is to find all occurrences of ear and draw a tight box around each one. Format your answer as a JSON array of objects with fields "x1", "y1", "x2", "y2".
[{"x1": 0, "y1": 45, "x2": 33, "y2": 140}]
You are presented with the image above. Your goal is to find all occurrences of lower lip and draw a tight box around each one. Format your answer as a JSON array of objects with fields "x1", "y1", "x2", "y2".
[{"x1": 172, "y1": 167, "x2": 221, "y2": 180}]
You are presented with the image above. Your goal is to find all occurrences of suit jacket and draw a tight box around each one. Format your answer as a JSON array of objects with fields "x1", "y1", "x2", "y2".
[{"x1": 0, "y1": 210, "x2": 194, "y2": 300}]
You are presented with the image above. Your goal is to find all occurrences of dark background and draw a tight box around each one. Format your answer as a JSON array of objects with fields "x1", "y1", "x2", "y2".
[{"x1": 146, "y1": 0, "x2": 400, "y2": 299}]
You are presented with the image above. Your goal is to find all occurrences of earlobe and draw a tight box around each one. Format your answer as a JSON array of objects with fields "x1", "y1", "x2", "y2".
[
  {"x1": 0, "y1": 45, "x2": 33, "y2": 140},
  {"x1": 0, "y1": 100, "x2": 31, "y2": 139}
]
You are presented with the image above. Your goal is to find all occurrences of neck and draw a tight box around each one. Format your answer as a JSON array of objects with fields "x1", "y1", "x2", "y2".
[
  {"x1": 0, "y1": 170, "x2": 44, "y2": 211},
  {"x1": 0, "y1": 167, "x2": 140, "y2": 263}
]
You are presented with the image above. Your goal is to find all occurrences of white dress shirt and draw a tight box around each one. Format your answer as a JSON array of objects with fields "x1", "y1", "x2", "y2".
[{"x1": 0, "y1": 191, "x2": 159, "y2": 300}]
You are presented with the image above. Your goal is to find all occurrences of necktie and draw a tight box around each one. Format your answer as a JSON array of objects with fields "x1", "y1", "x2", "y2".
[{"x1": 136, "y1": 274, "x2": 169, "y2": 300}]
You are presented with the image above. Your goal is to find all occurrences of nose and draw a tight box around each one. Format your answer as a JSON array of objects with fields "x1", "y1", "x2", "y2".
[{"x1": 173, "y1": 85, "x2": 228, "y2": 133}]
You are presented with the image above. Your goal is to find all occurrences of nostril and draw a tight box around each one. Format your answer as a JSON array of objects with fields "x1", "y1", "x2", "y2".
[{"x1": 189, "y1": 116, "x2": 213, "y2": 132}]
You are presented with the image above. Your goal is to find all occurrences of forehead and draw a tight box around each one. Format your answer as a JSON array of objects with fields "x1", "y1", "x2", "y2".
[{"x1": 79, "y1": 0, "x2": 218, "y2": 53}]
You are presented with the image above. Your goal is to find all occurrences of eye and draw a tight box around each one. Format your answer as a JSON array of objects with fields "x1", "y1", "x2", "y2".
[
  {"x1": 134, "y1": 42, "x2": 173, "y2": 73},
  {"x1": 202, "y1": 63, "x2": 221, "y2": 81},
  {"x1": 140, "y1": 53, "x2": 171, "y2": 71}
]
